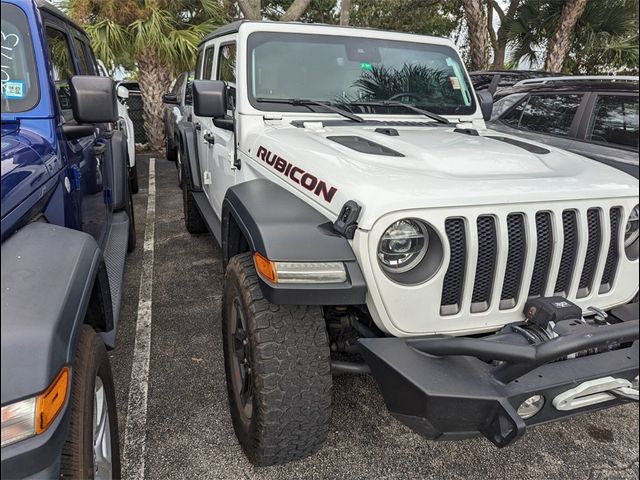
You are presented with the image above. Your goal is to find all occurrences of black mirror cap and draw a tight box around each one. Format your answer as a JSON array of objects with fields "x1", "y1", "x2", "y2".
[
  {"x1": 70, "y1": 75, "x2": 118, "y2": 124},
  {"x1": 193, "y1": 79, "x2": 226, "y2": 118},
  {"x1": 477, "y1": 90, "x2": 493, "y2": 121},
  {"x1": 162, "y1": 93, "x2": 179, "y2": 105}
]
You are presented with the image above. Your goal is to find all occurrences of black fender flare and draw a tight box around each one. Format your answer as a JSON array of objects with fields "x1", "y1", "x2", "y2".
[
  {"x1": 177, "y1": 121, "x2": 202, "y2": 190},
  {"x1": 0, "y1": 223, "x2": 112, "y2": 405},
  {"x1": 110, "y1": 129, "x2": 128, "y2": 211},
  {"x1": 222, "y1": 179, "x2": 366, "y2": 305}
]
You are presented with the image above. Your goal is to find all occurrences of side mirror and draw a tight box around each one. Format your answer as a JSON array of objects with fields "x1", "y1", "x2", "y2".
[
  {"x1": 192, "y1": 80, "x2": 226, "y2": 118},
  {"x1": 162, "y1": 93, "x2": 179, "y2": 105},
  {"x1": 477, "y1": 90, "x2": 493, "y2": 121},
  {"x1": 70, "y1": 75, "x2": 118, "y2": 123},
  {"x1": 117, "y1": 85, "x2": 130, "y2": 99}
]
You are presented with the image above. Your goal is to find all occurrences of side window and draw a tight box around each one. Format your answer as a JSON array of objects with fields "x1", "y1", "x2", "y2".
[
  {"x1": 492, "y1": 93, "x2": 527, "y2": 120},
  {"x1": 72, "y1": 36, "x2": 90, "y2": 74},
  {"x1": 202, "y1": 47, "x2": 216, "y2": 80},
  {"x1": 194, "y1": 49, "x2": 204, "y2": 80},
  {"x1": 217, "y1": 43, "x2": 236, "y2": 83},
  {"x1": 185, "y1": 77, "x2": 193, "y2": 106},
  {"x1": 45, "y1": 26, "x2": 76, "y2": 112},
  {"x1": 518, "y1": 94, "x2": 583, "y2": 137},
  {"x1": 501, "y1": 96, "x2": 527, "y2": 127},
  {"x1": 217, "y1": 43, "x2": 236, "y2": 111},
  {"x1": 589, "y1": 95, "x2": 639, "y2": 149}
]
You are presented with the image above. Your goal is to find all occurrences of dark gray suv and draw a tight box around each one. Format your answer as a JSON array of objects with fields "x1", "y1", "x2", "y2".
[{"x1": 488, "y1": 76, "x2": 639, "y2": 178}]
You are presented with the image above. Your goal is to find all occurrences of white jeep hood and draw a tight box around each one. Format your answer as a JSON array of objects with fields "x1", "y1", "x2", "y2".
[{"x1": 246, "y1": 122, "x2": 638, "y2": 230}]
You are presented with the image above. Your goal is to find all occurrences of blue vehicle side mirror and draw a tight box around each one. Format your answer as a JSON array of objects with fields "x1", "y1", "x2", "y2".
[
  {"x1": 477, "y1": 90, "x2": 493, "y2": 121},
  {"x1": 70, "y1": 75, "x2": 118, "y2": 124}
]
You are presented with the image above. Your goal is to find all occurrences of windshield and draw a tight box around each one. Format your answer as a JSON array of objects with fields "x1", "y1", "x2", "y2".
[
  {"x1": 248, "y1": 32, "x2": 476, "y2": 116},
  {"x1": 1, "y1": 3, "x2": 39, "y2": 113}
]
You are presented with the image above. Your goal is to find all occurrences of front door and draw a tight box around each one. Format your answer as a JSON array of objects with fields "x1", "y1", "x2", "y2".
[
  {"x1": 44, "y1": 20, "x2": 110, "y2": 245},
  {"x1": 209, "y1": 40, "x2": 237, "y2": 218},
  {"x1": 195, "y1": 44, "x2": 217, "y2": 206}
]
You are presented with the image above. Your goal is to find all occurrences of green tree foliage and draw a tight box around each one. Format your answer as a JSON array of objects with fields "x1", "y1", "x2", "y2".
[
  {"x1": 507, "y1": 0, "x2": 639, "y2": 73},
  {"x1": 349, "y1": 0, "x2": 463, "y2": 38}
]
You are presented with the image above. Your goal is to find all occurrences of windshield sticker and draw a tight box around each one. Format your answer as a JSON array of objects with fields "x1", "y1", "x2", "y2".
[
  {"x1": 2, "y1": 80, "x2": 24, "y2": 98},
  {"x1": 360, "y1": 62, "x2": 373, "y2": 72},
  {"x1": 450, "y1": 76, "x2": 461, "y2": 90}
]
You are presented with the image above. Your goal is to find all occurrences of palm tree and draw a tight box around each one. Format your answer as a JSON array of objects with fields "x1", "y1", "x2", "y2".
[
  {"x1": 507, "y1": 0, "x2": 638, "y2": 73},
  {"x1": 66, "y1": 0, "x2": 227, "y2": 151},
  {"x1": 544, "y1": 0, "x2": 588, "y2": 72},
  {"x1": 462, "y1": 0, "x2": 489, "y2": 71}
]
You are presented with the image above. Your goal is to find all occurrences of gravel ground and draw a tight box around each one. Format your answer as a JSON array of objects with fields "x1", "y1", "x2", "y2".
[{"x1": 110, "y1": 155, "x2": 639, "y2": 480}]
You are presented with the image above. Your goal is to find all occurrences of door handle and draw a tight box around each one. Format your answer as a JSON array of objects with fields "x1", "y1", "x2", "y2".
[
  {"x1": 93, "y1": 143, "x2": 107, "y2": 156},
  {"x1": 194, "y1": 122, "x2": 201, "y2": 131},
  {"x1": 203, "y1": 131, "x2": 215, "y2": 145}
]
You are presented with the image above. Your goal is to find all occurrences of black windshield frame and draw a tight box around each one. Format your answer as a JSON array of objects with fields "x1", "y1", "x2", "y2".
[
  {"x1": 246, "y1": 31, "x2": 477, "y2": 117},
  {"x1": 1, "y1": 3, "x2": 40, "y2": 114}
]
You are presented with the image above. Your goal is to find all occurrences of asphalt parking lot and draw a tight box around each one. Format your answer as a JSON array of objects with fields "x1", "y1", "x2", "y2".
[{"x1": 111, "y1": 155, "x2": 639, "y2": 480}]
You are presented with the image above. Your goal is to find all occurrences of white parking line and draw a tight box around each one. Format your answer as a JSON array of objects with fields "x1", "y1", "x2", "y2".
[{"x1": 122, "y1": 158, "x2": 156, "y2": 480}]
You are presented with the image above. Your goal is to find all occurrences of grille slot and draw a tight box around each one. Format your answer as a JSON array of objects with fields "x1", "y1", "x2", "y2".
[
  {"x1": 577, "y1": 209, "x2": 602, "y2": 297},
  {"x1": 440, "y1": 218, "x2": 466, "y2": 314},
  {"x1": 600, "y1": 207, "x2": 621, "y2": 293},
  {"x1": 528, "y1": 212, "x2": 553, "y2": 297},
  {"x1": 471, "y1": 216, "x2": 497, "y2": 312},
  {"x1": 554, "y1": 210, "x2": 579, "y2": 296},
  {"x1": 500, "y1": 214, "x2": 527, "y2": 309}
]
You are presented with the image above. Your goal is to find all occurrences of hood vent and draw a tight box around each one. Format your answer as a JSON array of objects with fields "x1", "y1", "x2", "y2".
[
  {"x1": 486, "y1": 135, "x2": 550, "y2": 154},
  {"x1": 327, "y1": 135, "x2": 404, "y2": 157}
]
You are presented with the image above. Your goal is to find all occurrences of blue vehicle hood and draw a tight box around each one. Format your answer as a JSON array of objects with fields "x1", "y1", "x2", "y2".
[{"x1": 1, "y1": 122, "x2": 55, "y2": 220}]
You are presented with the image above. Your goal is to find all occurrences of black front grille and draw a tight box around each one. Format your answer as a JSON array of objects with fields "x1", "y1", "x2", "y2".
[
  {"x1": 578, "y1": 208, "x2": 603, "y2": 296},
  {"x1": 441, "y1": 218, "x2": 466, "y2": 310},
  {"x1": 529, "y1": 212, "x2": 553, "y2": 297},
  {"x1": 471, "y1": 216, "x2": 498, "y2": 309},
  {"x1": 600, "y1": 207, "x2": 621, "y2": 292},
  {"x1": 500, "y1": 214, "x2": 526, "y2": 307},
  {"x1": 554, "y1": 210, "x2": 579, "y2": 295}
]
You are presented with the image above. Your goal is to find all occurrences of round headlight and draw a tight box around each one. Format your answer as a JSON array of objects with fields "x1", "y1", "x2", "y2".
[
  {"x1": 378, "y1": 219, "x2": 428, "y2": 273},
  {"x1": 624, "y1": 205, "x2": 639, "y2": 248}
]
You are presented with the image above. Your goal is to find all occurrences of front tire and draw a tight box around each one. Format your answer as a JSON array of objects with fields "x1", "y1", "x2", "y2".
[
  {"x1": 166, "y1": 138, "x2": 177, "y2": 162},
  {"x1": 222, "y1": 253, "x2": 333, "y2": 466},
  {"x1": 59, "y1": 326, "x2": 121, "y2": 479},
  {"x1": 129, "y1": 164, "x2": 139, "y2": 194},
  {"x1": 181, "y1": 161, "x2": 206, "y2": 234}
]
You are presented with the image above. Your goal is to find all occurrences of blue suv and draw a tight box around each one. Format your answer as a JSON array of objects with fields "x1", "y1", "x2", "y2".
[{"x1": 1, "y1": 1, "x2": 134, "y2": 478}]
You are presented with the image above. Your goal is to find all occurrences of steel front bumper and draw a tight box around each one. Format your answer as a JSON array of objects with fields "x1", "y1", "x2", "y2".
[{"x1": 359, "y1": 314, "x2": 639, "y2": 448}]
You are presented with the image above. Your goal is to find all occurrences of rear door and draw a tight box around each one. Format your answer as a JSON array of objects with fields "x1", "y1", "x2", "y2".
[
  {"x1": 43, "y1": 16, "x2": 110, "y2": 245},
  {"x1": 571, "y1": 92, "x2": 639, "y2": 176}
]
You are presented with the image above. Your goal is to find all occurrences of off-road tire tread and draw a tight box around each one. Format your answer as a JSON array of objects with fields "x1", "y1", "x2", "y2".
[
  {"x1": 223, "y1": 253, "x2": 332, "y2": 466},
  {"x1": 166, "y1": 139, "x2": 177, "y2": 162},
  {"x1": 129, "y1": 164, "x2": 139, "y2": 194},
  {"x1": 59, "y1": 325, "x2": 121, "y2": 479}
]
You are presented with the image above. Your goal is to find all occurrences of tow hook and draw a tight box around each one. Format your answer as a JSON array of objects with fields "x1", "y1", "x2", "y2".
[{"x1": 553, "y1": 376, "x2": 639, "y2": 411}]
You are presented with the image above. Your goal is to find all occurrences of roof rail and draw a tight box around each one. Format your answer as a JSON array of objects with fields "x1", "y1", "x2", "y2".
[{"x1": 513, "y1": 75, "x2": 639, "y2": 87}]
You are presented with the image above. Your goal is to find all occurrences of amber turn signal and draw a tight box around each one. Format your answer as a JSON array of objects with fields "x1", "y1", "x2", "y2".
[
  {"x1": 36, "y1": 366, "x2": 69, "y2": 434},
  {"x1": 254, "y1": 252, "x2": 278, "y2": 283}
]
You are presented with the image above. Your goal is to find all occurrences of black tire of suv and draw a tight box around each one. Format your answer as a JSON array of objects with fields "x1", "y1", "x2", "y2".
[
  {"x1": 59, "y1": 326, "x2": 121, "y2": 479},
  {"x1": 181, "y1": 161, "x2": 206, "y2": 234},
  {"x1": 222, "y1": 253, "x2": 333, "y2": 466},
  {"x1": 129, "y1": 164, "x2": 139, "y2": 194},
  {"x1": 166, "y1": 139, "x2": 177, "y2": 162}
]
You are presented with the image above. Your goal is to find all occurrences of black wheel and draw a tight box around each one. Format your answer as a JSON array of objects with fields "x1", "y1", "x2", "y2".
[
  {"x1": 129, "y1": 164, "x2": 139, "y2": 194},
  {"x1": 222, "y1": 253, "x2": 332, "y2": 466},
  {"x1": 182, "y1": 161, "x2": 206, "y2": 234},
  {"x1": 126, "y1": 184, "x2": 136, "y2": 252},
  {"x1": 59, "y1": 326, "x2": 121, "y2": 480},
  {"x1": 176, "y1": 145, "x2": 184, "y2": 190},
  {"x1": 166, "y1": 138, "x2": 177, "y2": 162}
]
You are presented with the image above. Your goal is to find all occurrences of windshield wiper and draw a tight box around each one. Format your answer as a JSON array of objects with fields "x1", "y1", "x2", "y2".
[
  {"x1": 348, "y1": 100, "x2": 451, "y2": 125},
  {"x1": 256, "y1": 97, "x2": 365, "y2": 123}
]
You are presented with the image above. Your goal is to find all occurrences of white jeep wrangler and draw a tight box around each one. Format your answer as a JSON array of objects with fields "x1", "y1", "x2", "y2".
[{"x1": 179, "y1": 20, "x2": 640, "y2": 466}]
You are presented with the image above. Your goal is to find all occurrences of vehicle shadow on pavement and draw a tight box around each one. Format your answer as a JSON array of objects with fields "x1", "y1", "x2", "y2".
[{"x1": 110, "y1": 156, "x2": 639, "y2": 480}]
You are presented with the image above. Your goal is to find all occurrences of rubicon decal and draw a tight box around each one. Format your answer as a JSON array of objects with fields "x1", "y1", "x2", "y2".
[{"x1": 256, "y1": 146, "x2": 338, "y2": 203}]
